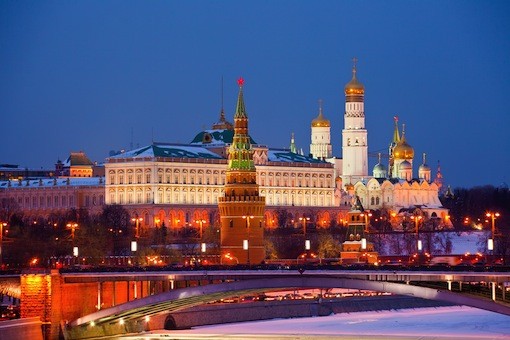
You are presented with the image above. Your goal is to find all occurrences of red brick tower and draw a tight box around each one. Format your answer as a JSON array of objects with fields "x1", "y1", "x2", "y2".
[{"x1": 218, "y1": 78, "x2": 266, "y2": 265}]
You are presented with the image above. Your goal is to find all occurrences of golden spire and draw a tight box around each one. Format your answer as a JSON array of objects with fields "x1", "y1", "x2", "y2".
[{"x1": 392, "y1": 115, "x2": 400, "y2": 144}]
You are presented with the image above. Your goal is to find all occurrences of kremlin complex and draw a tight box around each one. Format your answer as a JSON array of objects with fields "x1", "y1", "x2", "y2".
[{"x1": 0, "y1": 61, "x2": 449, "y2": 264}]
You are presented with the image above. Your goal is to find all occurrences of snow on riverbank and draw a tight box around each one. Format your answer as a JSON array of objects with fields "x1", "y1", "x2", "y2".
[{"x1": 173, "y1": 306, "x2": 510, "y2": 339}]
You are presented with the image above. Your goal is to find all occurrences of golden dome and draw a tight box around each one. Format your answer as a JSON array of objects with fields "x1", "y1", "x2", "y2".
[
  {"x1": 344, "y1": 60, "x2": 364, "y2": 95},
  {"x1": 393, "y1": 135, "x2": 414, "y2": 160},
  {"x1": 311, "y1": 100, "x2": 330, "y2": 127}
]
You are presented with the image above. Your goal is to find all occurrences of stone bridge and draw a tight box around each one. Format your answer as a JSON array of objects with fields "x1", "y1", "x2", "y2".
[{"x1": 5, "y1": 268, "x2": 510, "y2": 339}]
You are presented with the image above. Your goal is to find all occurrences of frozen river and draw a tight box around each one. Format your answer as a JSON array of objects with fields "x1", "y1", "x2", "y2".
[{"x1": 120, "y1": 305, "x2": 510, "y2": 339}]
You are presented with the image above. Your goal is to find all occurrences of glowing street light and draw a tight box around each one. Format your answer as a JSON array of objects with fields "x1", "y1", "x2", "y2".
[
  {"x1": 131, "y1": 217, "x2": 143, "y2": 239},
  {"x1": 195, "y1": 219, "x2": 206, "y2": 239},
  {"x1": 242, "y1": 215, "x2": 254, "y2": 264},
  {"x1": 486, "y1": 212, "x2": 500, "y2": 257},
  {"x1": 0, "y1": 221, "x2": 7, "y2": 267},
  {"x1": 66, "y1": 222, "x2": 79, "y2": 241},
  {"x1": 299, "y1": 216, "x2": 310, "y2": 236},
  {"x1": 360, "y1": 212, "x2": 372, "y2": 234},
  {"x1": 410, "y1": 215, "x2": 423, "y2": 252}
]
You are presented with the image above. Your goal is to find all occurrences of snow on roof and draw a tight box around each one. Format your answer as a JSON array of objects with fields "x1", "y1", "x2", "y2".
[
  {"x1": 0, "y1": 177, "x2": 104, "y2": 189},
  {"x1": 63, "y1": 152, "x2": 94, "y2": 167},
  {"x1": 109, "y1": 143, "x2": 224, "y2": 160},
  {"x1": 190, "y1": 129, "x2": 257, "y2": 146},
  {"x1": 267, "y1": 149, "x2": 327, "y2": 164}
]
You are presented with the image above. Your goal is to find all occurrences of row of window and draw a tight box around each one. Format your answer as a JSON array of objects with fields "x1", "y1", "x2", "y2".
[
  {"x1": 108, "y1": 189, "x2": 333, "y2": 207},
  {"x1": 108, "y1": 176, "x2": 333, "y2": 188},
  {"x1": 107, "y1": 168, "x2": 333, "y2": 188},
  {"x1": 13, "y1": 194, "x2": 104, "y2": 209}
]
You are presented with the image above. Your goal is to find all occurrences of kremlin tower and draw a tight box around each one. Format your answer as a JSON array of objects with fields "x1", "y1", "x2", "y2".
[
  {"x1": 310, "y1": 99, "x2": 332, "y2": 160},
  {"x1": 218, "y1": 78, "x2": 266, "y2": 265},
  {"x1": 342, "y1": 58, "x2": 368, "y2": 187}
]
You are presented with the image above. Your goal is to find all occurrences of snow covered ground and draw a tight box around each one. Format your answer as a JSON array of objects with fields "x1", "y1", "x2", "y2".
[
  {"x1": 142, "y1": 306, "x2": 510, "y2": 339},
  {"x1": 450, "y1": 231, "x2": 487, "y2": 254}
]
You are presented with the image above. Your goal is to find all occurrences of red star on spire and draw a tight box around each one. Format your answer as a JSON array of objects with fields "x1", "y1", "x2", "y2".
[{"x1": 237, "y1": 77, "x2": 244, "y2": 87}]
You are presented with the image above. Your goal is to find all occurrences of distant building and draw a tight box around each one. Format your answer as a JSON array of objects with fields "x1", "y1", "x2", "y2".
[
  {"x1": 0, "y1": 164, "x2": 54, "y2": 181},
  {"x1": 0, "y1": 177, "x2": 105, "y2": 218}
]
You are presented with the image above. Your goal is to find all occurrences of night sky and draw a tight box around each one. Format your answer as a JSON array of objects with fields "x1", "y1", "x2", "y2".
[{"x1": 1, "y1": 1, "x2": 509, "y2": 189}]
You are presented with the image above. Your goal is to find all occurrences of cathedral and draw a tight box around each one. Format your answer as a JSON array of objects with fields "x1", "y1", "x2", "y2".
[{"x1": 308, "y1": 60, "x2": 449, "y2": 225}]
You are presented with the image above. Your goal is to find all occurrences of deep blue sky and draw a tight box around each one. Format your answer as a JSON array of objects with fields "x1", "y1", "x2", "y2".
[{"x1": 1, "y1": 1, "x2": 509, "y2": 189}]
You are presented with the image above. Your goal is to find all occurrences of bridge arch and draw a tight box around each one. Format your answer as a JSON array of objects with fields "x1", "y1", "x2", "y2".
[{"x1": 66, "y1": 275, "x2": 510, "y2": 340}]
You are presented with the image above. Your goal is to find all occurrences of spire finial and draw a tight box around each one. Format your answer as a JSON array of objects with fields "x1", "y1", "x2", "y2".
[
  {"x1": 237, "y1": 77, "x2": 244, "y2": 87},
  {"x1": 352, "y1": 57, "x2": 358, "y2": 76},
  {"x1": 290, "y1": 132, "x2": 297, "y2": 153},
  {"x1": 392, "y1": 115, "x2": 401, "y2": 143},
  {"x1": 378, "y1": 152, "x2": 382, "y2": 163},
  {"x1": 422, "y1": 153, "x2": 426, "y2": 165},
  {"x1": 318, "y1": 98, "x2": 323, "y2": 116},
  {"x1": 402, "y1": 123, "x2": 406, "y2": 136}
]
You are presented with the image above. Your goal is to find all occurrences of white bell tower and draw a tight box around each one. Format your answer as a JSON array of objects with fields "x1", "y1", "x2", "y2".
[{"x1": 342, "y1": 58, "x2": 368, "y2": 187}]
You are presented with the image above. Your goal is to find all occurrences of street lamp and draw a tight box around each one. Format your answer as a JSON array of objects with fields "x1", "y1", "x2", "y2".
[
  {"x1": 243, "y1": 239, "x2": 249, "y2": 265},
  {"x1": 360, "y1": 212, "x2": 372, "y2": 235},
  {"x1": 0, "y1": 222, "x2": 7, "y2": 268},
  {"x1": 131, "y1": 217, "x2": 143, "y2": 239},
  {"x1": 242, "y1": 215, "x2": 254, "y2": 265},
  {"x1": 195, "y1": 219, "x2": 206, "y2": 239},
  {"x1": 299, "y1": 216, "x2": 310, "y2": 236},
  {"x1": 66, "y1": 222, "x2": 79, "y2": 243},
  {"x1": 410, "y1": 215, "x2": 423, "y2": 254},
  {"x1": 486, "y1": 212, "x2": 500, "y2": 261}
]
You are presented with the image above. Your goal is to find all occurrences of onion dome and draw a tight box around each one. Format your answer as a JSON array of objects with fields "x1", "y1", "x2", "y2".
[
  {"x1": 344, "y1": 58, "x2": 365, "y2": 95},
  {"x1": 418, "y1": 153, "x2": 431, "y2": 172},
  {"x1": 400, "y1": 160, "x2": 412, "y2": 170},
  {"x1": 373, "y1": 153, "x2": 387, "y2": 178},
  {"x1": 393, "y1": 124, "x2": 414, "y2": 160},
  {"x1": 311, "y1": 100, "x2": 330, "y2": 127},
  {"x1": 374, "y1": 163, "x2": 387, "y2": 172}
]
